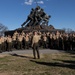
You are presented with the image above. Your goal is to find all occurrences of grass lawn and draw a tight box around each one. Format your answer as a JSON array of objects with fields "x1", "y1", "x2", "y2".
[{"x1": 0, "y1": 52, "x2": 75, "y2": 75}]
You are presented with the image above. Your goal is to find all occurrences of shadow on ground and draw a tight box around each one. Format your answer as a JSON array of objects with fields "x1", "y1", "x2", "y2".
[
  {"x1": 9, "y1": 53, "x2": 33, "y2": 59},
  {"x1": 30, "y1": 59, "x2": 75, "y2": 69},
  {"x1": 53, "y1": 59, "x2": 75, "y2": 64}
]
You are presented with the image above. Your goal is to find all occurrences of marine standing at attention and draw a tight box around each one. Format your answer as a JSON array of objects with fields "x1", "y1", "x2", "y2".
[{"x1": 32, "y1": 31, "x2": 40, "y2": 59}]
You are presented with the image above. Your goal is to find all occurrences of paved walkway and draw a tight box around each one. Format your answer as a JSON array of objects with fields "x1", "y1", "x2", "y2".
[{"x1": 0, "y1": 49, "x2": 65, "y2": 55}]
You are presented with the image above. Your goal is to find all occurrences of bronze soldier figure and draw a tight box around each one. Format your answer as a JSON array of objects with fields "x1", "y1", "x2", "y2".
[{"x1": 21, "y1": 8, "x2": 35, "y2": 27}]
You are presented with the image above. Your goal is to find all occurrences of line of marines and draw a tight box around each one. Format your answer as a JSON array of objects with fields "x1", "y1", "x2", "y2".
[{"x1": 0, "y1": 31, "x2": 75, "y2": 53}]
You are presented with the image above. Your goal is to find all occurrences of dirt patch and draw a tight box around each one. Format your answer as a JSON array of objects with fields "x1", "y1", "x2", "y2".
[
  {"x1": 0, "y1": 73, "x2": 9, "y2": 75},
  {"x1": 0, "y1": 54, "x2": 10, "y2": 58}
]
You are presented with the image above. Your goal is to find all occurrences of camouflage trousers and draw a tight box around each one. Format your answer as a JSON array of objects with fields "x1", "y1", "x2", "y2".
[{"x1": 33, "y1": 43, "x2": 40, "y2": 59}]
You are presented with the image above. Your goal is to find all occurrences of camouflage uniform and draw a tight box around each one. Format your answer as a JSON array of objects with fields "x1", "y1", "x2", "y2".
[
  {"x1": 32, "y1": 31, "x2": 40, "y2": 59},
  {"x1": 38, "y1": 33, "x2": 42, "y2": 48},
  {"x1": 17, "y1": 35, "x2": 23, "y2": 49},
  {"x1": 68, "y1": 34, "x2": 73, "y2": 50},
  {"x1": 72, "y1": 34, "x2": 75, "y2": 50},
  {"x1": 0, "y1": 36, "x2": 2, "y2": 53},
  {"x1": 24, "y1": 34, "x2": 29, "y2": 49},
  {"x1": 65, "y1": 34, "x2": 70, "y2": 50},
  {"x1": 4, "y1": 36, "x2": 7, "y2": 51},
  {"x1": 56, "y1": 35, "x2": 59, "y2": 49},
  {"x1": 1, "y1": 36, "x2": 5, "y2": 51},
  {"x1": 42, "y1": 35, "x2": 47, "y2": 48},
  {"x1": 49, "y1": 34, "x2": 53, "y2": 49},
  {"x1": 7, "y1": 35, "x2": 12, "y2": 51},
  {"x1": 52, "y1": 34, "x2": 56, "y2": 49},
  {"x1": 59, "y1": 35, "x2": 63, "y2": 50},
  {"x1": 12, "y1": 35, "x2": 17, "y2": 49},
  {"x1": 63, "y1": 33, "x2": 67, "y2": 50}
]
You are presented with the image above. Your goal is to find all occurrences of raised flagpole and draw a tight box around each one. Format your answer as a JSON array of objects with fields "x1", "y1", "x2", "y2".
[{"x1": 35, "y1": 0, "x2": 38, "y2": 6}]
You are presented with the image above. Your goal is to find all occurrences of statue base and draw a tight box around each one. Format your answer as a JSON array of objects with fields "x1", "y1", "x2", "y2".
[{"x1": 5, "y1": 25, "x2": 64, "y2": 36}]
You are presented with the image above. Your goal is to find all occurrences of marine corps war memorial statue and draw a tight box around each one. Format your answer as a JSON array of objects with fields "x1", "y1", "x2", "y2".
[{"x1": 5, "y1": 6, "x2": 64, "y2": 36}]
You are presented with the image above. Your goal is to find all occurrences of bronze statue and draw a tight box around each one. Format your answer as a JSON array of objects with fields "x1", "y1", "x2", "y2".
[
  {"x1": 21, "y1": 6, "x2": 51, "y2": 27},
  {"x1": 21, "y1": 8, "x2": 35, "y2": 27}
]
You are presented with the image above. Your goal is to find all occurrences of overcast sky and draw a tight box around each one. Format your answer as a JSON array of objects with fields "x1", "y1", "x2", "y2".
[{"x1": 0, "y1": 0, "x2": 75, "y2": 31}]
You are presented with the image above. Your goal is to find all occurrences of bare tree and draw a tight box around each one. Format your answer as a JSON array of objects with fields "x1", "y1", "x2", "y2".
[
  {"x1": 62, "y1": 28, "x2": 74, "y2": 33},
  {"x1": 0, "y1": 23, "x2": 8, "y2": 36}
]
